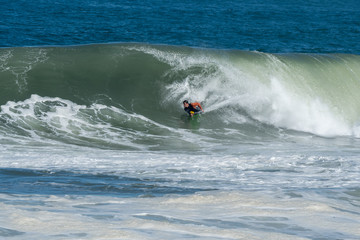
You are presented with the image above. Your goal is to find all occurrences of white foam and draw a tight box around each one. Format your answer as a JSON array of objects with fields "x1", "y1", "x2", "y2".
[
  {"x1": 0, "y1": 94, "x2": 210, "y2": 150},
  {"x1": 256, "y1": 77, "x2": 351, "y2": 136},
  {"x1": 139, "y1": 47, "x2": 357, "y2": 137},
  {"x1": 1, "y1": 190, "x2": 359, "y2": 240}
]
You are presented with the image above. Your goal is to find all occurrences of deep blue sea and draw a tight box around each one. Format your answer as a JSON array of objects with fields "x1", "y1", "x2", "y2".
[
  {"x1": 2, "y1": 0, "x2": 360, "y2": 53},
  {"x1": 1, "y1": 1, "x2": 360, "y2": 239}
]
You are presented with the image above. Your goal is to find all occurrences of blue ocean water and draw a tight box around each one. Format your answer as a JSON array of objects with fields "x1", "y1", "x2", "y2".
[
  {"x1": 1, "y1": 0, "x2": 360, "y2": 53},
  {"x1": 1, "y1": 1, "x2": 360, "y2": 239}
]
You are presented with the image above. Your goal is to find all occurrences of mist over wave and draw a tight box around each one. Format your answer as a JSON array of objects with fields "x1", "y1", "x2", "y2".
[{"x1": 1, "y1": 43, "x2": 360, "y2": 150}]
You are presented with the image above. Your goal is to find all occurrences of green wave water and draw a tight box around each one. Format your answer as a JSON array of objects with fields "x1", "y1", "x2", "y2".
[{"x1": 1, "y1": 43, "x2": 360, "y2": 150}]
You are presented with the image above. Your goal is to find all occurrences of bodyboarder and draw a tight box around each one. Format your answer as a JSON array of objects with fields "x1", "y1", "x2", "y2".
[{"x1": 183, "y1": 100, "x2": 204, "y2": 117}]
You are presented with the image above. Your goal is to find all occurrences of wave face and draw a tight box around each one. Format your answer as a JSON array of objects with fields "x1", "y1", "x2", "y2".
[{"x1": 1, "y1": 43, "x2": 360, "y2": 150}]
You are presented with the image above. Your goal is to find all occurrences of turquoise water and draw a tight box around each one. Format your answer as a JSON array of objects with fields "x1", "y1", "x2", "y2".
[{"x1": 1, "y1": 1, "x2": 360, "y2": 239}]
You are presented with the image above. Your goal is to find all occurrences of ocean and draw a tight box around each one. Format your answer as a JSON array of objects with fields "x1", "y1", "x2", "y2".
[{"x1": 1, "y1": 1, "x2": 360, "y2": 239}]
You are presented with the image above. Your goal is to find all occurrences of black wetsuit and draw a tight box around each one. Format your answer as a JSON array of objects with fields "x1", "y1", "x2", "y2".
[{"x1": 184, "y1": 104, "x2": 201, "y2": 115}]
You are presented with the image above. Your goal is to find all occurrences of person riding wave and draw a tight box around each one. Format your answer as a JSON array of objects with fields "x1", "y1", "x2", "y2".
[{"x1": 183, "y1": 100, "x2": 204, "y2": 117}]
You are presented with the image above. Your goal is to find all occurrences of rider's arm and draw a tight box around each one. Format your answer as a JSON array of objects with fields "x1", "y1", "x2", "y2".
[{"x1": 191, "y1": 102, "x2": 204, "y2": 111}]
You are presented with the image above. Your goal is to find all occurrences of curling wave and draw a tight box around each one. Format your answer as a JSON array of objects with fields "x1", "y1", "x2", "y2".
[{"x1": 1, "y1": 43, "x2": 360, "y2": 150}]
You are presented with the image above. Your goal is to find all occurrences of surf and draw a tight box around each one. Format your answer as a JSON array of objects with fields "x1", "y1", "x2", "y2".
[{"x1": 1, "y1": 43, "x2": 360, "y2": 150}]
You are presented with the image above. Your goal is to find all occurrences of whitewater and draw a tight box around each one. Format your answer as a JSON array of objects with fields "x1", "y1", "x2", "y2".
[{"x1": 0, "y1": 43, "x2": 360, "y2": 239}]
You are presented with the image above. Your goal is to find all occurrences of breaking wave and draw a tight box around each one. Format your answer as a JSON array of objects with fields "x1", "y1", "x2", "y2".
[{"x1": 1, "y1": 43, "x2": 360, "y2": 150}]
